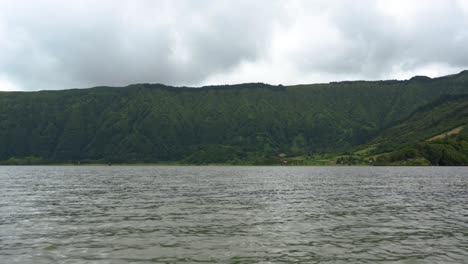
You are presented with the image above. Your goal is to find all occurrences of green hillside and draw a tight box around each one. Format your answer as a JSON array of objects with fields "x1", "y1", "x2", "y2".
[
  {"x1": 1, "y1": 70, "x2": 468, "y2": 165},
  {"x1": 371, "y1": 93, "x2": 468, "y2": 150},
  {"x1": 366, "y1": 94, "x2": 468, "y2": 166},
  {"x1": 331, "y1": 94, "x2": 468, "y2": 166},
  {"x1": 373, "y1": 128, "x2": 468, "y2": 166}
]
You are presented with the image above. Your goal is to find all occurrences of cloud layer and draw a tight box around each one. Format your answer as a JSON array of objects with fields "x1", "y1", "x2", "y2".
[{"x1": 1, "y1": 0, "x2": 468, "y2": 91}]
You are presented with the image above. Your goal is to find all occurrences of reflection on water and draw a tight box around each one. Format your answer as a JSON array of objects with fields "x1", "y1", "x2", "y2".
[{"x1": 0, "y1": 166, "x2": 467, "y2": 263}]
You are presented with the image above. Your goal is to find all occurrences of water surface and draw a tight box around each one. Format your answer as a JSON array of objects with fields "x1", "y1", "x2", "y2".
[{"x1": 0, "y1": 166, "x2": 467, "y2": 263}]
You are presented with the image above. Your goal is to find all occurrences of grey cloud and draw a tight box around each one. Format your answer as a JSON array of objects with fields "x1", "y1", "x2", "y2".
[
  {"x1": 328, "y1": 0, "x2": 468, "y2": 77},
  {"x1": 0, "y1": 0, "x2": 468, "y2": 91},
  {"x1": 0, "y1": 0, "x2": 283, "y2": 90}
]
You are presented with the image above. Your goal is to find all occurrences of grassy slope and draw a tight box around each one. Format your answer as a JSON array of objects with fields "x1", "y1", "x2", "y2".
[
  {"x1": 1, "y1": 70, "x2": 468, "y2": 165},
  {"x1": 427, "y1": 126, "x2": 464, "y2": 141},
  {"x1": 370, "y1": 94, "x2": 468, "y2": 148},
  {"x1": 337, "y1": 94, "x2": 468, "y2": 165}
]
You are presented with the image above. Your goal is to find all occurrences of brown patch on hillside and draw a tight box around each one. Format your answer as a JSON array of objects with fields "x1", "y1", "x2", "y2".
[{"x1": 427, "y1": 126, "x2": 464, "y2": 141}]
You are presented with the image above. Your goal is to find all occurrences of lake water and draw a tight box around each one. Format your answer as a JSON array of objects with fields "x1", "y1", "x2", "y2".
[{"x1": 0, "y1": 166, "x2": 467, "y2": 263}]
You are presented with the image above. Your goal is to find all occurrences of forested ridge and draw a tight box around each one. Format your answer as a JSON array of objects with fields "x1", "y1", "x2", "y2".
[{"x1": 1, "y1": 70, "x2": 468, "y2": 165}]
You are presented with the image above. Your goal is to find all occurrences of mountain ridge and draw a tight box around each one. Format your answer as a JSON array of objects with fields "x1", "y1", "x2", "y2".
[
  {"x1": 3, "y1": 69, "x2": 468, "y2": 93},
  {"x1": 1, "y1": 70, "x2": 467, "y2": 165}
]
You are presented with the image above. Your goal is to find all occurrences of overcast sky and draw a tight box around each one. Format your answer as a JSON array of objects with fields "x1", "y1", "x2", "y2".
[{"x1": 1, "y1": 0, "x2": 468, "y2": 91}]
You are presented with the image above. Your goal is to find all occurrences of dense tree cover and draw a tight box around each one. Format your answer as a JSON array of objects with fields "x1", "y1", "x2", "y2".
[
  {"x1": 370, "y1": 93, "x2": 468, "y2": 151},
  {"x1": 336, "y1": 155, "x2": 364, "y2": 165},
  {"x1": 334, "y1": 93, "x2": 468, "y2": 166},
  {"x1": 375, "y1": 131, "x2": 468, "y2": 166},
  {"x1": 0, "y1": 70, "x2": 468, "y2": 164},
  {"x1": 361, "y1": 93, "x2": 468, "y2": 166}
]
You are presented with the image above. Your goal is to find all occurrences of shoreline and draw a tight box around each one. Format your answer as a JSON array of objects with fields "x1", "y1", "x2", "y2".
[{"x1": 0, "y1": 163, "x2": 457, "y2": 167}]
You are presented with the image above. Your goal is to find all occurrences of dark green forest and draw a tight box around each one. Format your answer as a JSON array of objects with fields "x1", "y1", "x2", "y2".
[{"x1": 1, "y1": 70, "x2": 468, "y2": 165}]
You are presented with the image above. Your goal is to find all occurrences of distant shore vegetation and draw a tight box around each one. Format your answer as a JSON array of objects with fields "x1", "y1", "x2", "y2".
[{"x1": 1, "y1": 71, "x2": 468, "y2": 166}]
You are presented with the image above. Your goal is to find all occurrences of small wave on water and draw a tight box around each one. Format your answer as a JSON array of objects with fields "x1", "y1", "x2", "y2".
[{"x1": 0, "y1": 166, "x2": 467, "y2": 263}]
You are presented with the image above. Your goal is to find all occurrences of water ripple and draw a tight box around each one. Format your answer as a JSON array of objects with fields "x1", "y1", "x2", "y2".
[{"x1": 0, "y1": 166, "x2": 467, "y2": 263}]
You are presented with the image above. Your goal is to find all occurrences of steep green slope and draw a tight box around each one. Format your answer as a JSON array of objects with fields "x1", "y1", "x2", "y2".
[
  {"x1": 368, "y1": 93, "x2": 468, "y2": 166},
  {"x1": 370, "y1": 93, "x2": 468, "y2": 151},
  {"x1": 374, "y1": 129, "x2": 468, "y2": 166},
  {"x1": 0, "y1": 70, "x2": 467, "y2": 164},
  {"x1": 337, "y1": 94, "x2": 468, "y2": 166}
]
